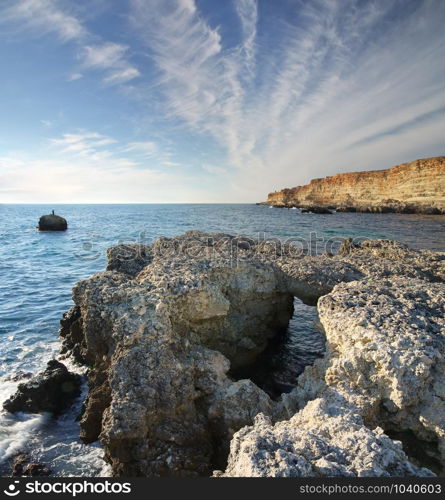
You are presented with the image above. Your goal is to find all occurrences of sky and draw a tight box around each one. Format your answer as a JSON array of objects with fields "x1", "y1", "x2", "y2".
[{"x1": 0, "y1": 0, "x2": 444, "y2": 203}]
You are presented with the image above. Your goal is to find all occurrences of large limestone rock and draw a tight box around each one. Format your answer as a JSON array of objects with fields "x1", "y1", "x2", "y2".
[
  {"x1": 61, "y1": 232, "x2": 293, "y2": 476},
  {"x1": 216, "y1": 393, "x2": 434, "y2": 477},
  {"x1": 59, "y1": 231, "x2": 445, "y2": 476},
  {"x1": 263, "y1": 156, "x2": 445, "y2": 213},
  {"x1": 320, "y1": 279, "x2": 445, "y2": 470},
  {"x1": 277, "y1": 276, "x2": 445, "y2": 474},
  {"x1": 218, "y1": 276, "x2": 445, "y2": 477}
]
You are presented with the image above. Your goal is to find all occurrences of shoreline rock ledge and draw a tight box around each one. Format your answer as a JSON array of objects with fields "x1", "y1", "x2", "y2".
[
  {"x1": 261, "y1": 156, "x2": 445, "y2": 214},
  {"x1": 59, "y1": 232, "x2": 445, "y2": 477}
]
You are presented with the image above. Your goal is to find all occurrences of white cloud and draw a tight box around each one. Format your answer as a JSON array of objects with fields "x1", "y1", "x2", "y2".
[
  {"x1": 235, "y1": 0, "x2": 258, "y2": 74},
  {"x1": 1, "y1": 1, "x2": 140, "y2": 86},
  {"x1": 81, "y1": 42, "x2": 140, "y2": 84},
  {"x1": 0, "y1": 156, "x2": 174, "y2": 202},
  {"x1": 50, "y1": 132, "x2": 118, "y2": 157},
  {"x1": 123, "y1": 141, "x2": 158, "y2": 156},
  {"x1": 1, "y1": 0, "x2": 85, "y2": 41},
  {"x1": 82, "y1": 43, "x2": 128, "y2": 69},
  {"x1": 130, "y1": 0, "x2": 259, "y2": 169},
  {"x1": 162, "y1": 161, "x2": 183, "y2": 167},
  {"x1": 202, "y1": 164, "x2": 228, "y2": 175},
  {"x1": 67, "y1": 72, "x2": 83, "y2": 81},
  {"x1": 103, "y1": 67, "x2": 141, "y2": 85},
  {"x1": 0, "y1": 131, "x2": 185, "y2": 202}
]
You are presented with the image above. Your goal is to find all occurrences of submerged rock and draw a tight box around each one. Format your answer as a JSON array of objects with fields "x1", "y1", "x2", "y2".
[
  {"x1": 3, "y1": 360, "x2": 81, "y2": 415},
  {"x1": 12, "y1": 454, "x2": 51, "y2": 477},
  {"x1": 59, "y1": 231, "x2": 445, "y2": 476},
  {"x1": 38, "y1": 213, "x2": 67, "y2": 231}
]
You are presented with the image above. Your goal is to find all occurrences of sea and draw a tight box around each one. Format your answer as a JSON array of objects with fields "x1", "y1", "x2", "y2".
[{"x1": 1, "y1": 204, "x2": 445, "y2": 476}]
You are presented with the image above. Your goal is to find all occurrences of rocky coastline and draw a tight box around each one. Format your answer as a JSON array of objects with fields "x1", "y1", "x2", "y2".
[
  {"x1": 50, "y1": 232, "x2": 444, "y2": 477},
  {"x1": 261, "y1": 156, "x2": 445, "y2": 214},
  {"x1": 4, "y1": 232, "x2": 443, "y2": 476}
]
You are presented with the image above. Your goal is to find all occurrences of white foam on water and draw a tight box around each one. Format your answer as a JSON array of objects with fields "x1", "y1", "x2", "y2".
[
  {"x1": 0, "y1": 411, "x2": 49, "y2": 463},
  {"x1": 0, "y1": 348, "x2": 110, "y2": 476},
  {"x1": 28, "y1": 360, "x2": 112, "y2": 477}
]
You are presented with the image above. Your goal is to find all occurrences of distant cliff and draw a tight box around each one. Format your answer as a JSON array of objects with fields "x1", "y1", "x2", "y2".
[{"x1": 263, "y1": 157, "x2": 445, "y2": 214}]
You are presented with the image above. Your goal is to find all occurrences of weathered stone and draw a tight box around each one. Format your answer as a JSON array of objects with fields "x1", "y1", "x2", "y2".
[
  {"x1": 216, "y1": 393, "x2": 435, "y2": 477},
  {"x1": 278, "y1": 277, "x2": 445, "y2": 474},
  {"x1": 37, "y1": 214, "x2": 67, "y2": 231},
  {"x1": 59, "y1": 232, "x2": 445, "y2": 476},
  {"x1": 3, "y1": 371, "x2": 33, "y2": 382},
  {"x1": 301, "y1": 207, "x2": 333, "y2": 214},
  {"x1": 61, "y1": 233, "x2": 293, "y2": 476},
  {"x1": 12, "y1": 454, "x2": 51, "y2": 477},
  {"x1": 106, "y1": 244, "x2": 153, "y2": 276},
  {"x1": 3, "y1": 360, "x2": 81, "y2": 415}
]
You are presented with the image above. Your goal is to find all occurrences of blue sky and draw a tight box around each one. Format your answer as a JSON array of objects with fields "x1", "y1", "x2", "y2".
[{"x1": 0, "y1": 0, "x2": 444, "y2": 203}]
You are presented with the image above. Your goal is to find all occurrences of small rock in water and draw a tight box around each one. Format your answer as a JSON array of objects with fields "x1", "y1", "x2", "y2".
[
  {"x1": 12, "y1": 454, "x2": 51, "y2": 477},
  {"x1": 3, "y1": 359, "x2": 81, "y2": 415},
  {"x1": 301, "y1": 206, "x2": 332, "y2": 214},
  {"x1": 4, "y1": 371, "x2": 33, "y2": 382},
  {"x1": 37, "y1": 211, "x2": 67, "y2": 231}
]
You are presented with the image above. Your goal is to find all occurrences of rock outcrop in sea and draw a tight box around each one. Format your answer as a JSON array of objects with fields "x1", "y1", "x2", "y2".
[
  {"x1": 57, "y1": 231, "x2": 445, "y2": 477},
  {"x1": 262, "y1": 156, "x2": 445, "y2": 214},
  {"x1": 3, "y1": 360, "x2": 81, "y2": 415},
  {"x1": 38, "y1": 213, "x2": 68, "y2": 231},
  {"x1": 11, "y1": 454, "x2": 51, "y2": 477}
]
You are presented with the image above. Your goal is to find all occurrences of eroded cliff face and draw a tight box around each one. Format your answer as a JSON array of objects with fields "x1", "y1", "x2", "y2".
[{"x1": 264, "y1": 157, "x2": 445, "y2": 213}]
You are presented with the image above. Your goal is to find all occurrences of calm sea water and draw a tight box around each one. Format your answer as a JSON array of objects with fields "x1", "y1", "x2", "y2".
[{"x1": 1, "y1": 204, "x2": 445, "y2": 476}]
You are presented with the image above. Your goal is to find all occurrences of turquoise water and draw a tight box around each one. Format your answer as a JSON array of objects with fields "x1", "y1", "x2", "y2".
[{"x1": 1, "y1": 204, "x2": 445, "y2": 475}]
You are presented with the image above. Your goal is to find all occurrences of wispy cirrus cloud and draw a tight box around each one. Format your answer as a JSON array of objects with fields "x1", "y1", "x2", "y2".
[
  {"x1": 129, "y1": 0, "x2": 445, "y2": 199},
  {"x1": 1, "y1": 0, "x2": 85, "y2": 41},
  {"x1": 67, "y1": 72, "x2": 83, "y2": 81},
  {"x1": 0, "y1": 0, "x2": 140, "y2": 86},
  {"x1": 130, "y1": 0, "x2": 258, "y2": 168},
  {"x1": 202, "y1": 164, "x2": 228, "y2": 176},
  {"x1": 50, "y1": 132, "x2": 117, "y2": 156},
  {"x1": 81, "y1": 42, "x2": 141, "y2": 84},
  {"x1": 123, "y1": 141, "x2": 158, "y2": 156}
]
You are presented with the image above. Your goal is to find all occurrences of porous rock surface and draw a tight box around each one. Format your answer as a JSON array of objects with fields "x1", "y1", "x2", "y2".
[
  {"x1": 59, "y1": 231, "x2": 445, "y2": 476},
  {"x1": 227, "y1": 277, "x2": 445, "y2": 477},
  {"x1": 61, "y1": 233, "x2": 292, "y2": 475},
  {"x1": 216, "y1": 394, "x2": 434, "y2": 477},
  {"x1": 286, "y1": 277, "x2": 445, "y2": 472}
]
